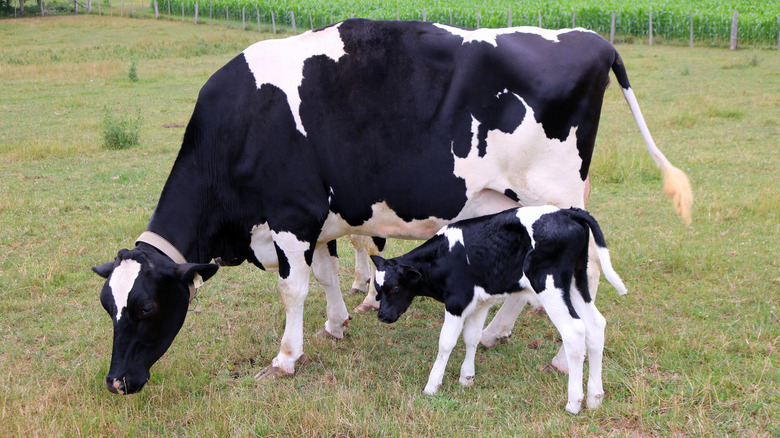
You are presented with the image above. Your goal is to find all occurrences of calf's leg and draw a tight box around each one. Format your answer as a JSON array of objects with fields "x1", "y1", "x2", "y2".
[
  {"x1": 480, "y1": 292, "x2": 527, "y2": 347},
  {"x1": 424, "y1": 311, "x2": 464, "y2": 395},
  {"x1": 570, "y1": 290, "x2": 607, "y2": 409},
  {"x1": 459, "y1": 304, "x2": 491, "y2": 387},
  {"x1": 536, "y1": 280, "x2": 587, "y2": 414}
]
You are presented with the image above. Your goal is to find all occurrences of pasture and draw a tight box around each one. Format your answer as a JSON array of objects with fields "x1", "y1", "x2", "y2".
[{"x1": 0, "y1": 15, "x2": 778, "y2": 437}]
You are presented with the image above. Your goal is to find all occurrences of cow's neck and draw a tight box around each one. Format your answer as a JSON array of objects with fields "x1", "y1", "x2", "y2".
[{"x1": 144, "y1": 150, "x2": 218, "y2": 264}]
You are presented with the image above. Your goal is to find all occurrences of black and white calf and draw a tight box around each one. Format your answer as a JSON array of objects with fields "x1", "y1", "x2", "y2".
[{"x1": 371, "y1": 206, "x2": 627, "y2": 414}]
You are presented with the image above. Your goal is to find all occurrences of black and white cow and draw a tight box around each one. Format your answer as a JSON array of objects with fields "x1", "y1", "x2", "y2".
[
  {"x1": 93, "y1": 19, "x2": 691, "y2": 394},
  {"x1": 370, "y1": 206, "x2": 627, "y2": 414}
]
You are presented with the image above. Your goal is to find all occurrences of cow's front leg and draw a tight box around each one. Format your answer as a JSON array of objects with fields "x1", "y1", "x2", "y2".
[
  {"x1": 424, "y1": 311, "x2": 464, "y2": 395},
  {"x1": 480, "y1": 292, "x2": 528, "y2": 347},
  {"x1": 255, "y1": 234, "x2": 311, "y2": 381},
  {"x1": 312, "y1": 242, "x2": 351, "y2": 339},
  {"x1": 459, "y1": 304, "x2": 491, "y2": 387}
]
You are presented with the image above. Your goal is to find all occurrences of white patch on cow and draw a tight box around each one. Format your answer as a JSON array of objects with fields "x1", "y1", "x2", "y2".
[
  {"x1": 250, "y1": 223, "x2": 279, "y2": 271},
  {"x1": 436, "y1": 226, "x2": 464, "y2": 251},
  {"x1": 452, "y1": 94, "x2": 586, "y2": 210},
  {"x1": 375, "y1": 269, "x2": 386, "y2": 287},
  {"x1": 516, "y1": 205, "x2": 559, "y2": 247},
  {"x1": 243, "y1": 24, "x2": 347, "y2": 136},
  {"x1": 472, "y1": 285, "x2": 508, "y2": 307},
  {"x1": 433, "y1": 24, "x2": 593, "y2": 47},
  {"x1": 108, "y1": 259, "x2": 142, "y2": 322},
  {"x1": 319, "y1": 202, "x2": 450, "y2": 242}
]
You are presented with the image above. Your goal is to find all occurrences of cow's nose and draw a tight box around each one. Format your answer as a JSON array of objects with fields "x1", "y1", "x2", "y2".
[{"x1": 106, "y1": 378, "x2": 125, "y2": 395}]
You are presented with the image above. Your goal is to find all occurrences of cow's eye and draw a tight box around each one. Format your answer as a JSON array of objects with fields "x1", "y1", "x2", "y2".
[
  {"x1": 140, "y1": 303, "x2": 157, "y2": 318},
  {"x1": 391, "y1": 285, "x2": 399, "y2": 294}
]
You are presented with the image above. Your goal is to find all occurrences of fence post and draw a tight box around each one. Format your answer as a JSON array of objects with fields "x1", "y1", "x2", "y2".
[
  {"x1": 256, "y1": 7, "x2": 260, "y2": 32},
  {"x1": 610, "y1": 11, "x2": 615, "y2": 43},
  {"x1": 309, "y1": 11, "x2": 313, "y2": 30},
  {"x1": 195, "y1": 2, "x2": 198, "y2": 24},
  {"x1": 225, "y1": 6, "x2": 228, "y2": 28},
  {"x1": 209, "y1": 3, "x2": 212, "y2": 25},
  {"x1": 572, "y1": 11, "x2": 576, "y2": 28},
  {"x1": 109, "y1": 0, "x2": 112, "y2": 16},
  {"x1": 730, "y1": 10, "x2": 738, "y2": 50},
  {"x1": 476, "y1": 11, "x2": 480, "y2": 29},
  {"x1": 153, "y1": 0, "x2": 158, "y2": 19},
  {"x1": 538, "y1": 10, "x2": 541, "y2": 27},
  {"x1": 508, "y1": 8, "x2": 512, "y2": 27},
  {"x1": 449, "y1": 10, "x2": 452, "y2": 25},
  {"x1": 98, "y1": 1, "x2": 101, "y2": 16},
  {"x1": 291, "y1": 11, "x2": 296, "y2": 34},
  {"x1": 649, "y1": 8, "x2": 653, "y2": 46},
  {"x1": 181, "y1": 3, "x2": 183, "y2": 22},
  {"x1": 130, "y1": 0, "x2": 133, "y2": 18},
  {"x1": 690, "y1": 12, "x2": 694, "y2": 48},
  {"x1": 271, "y1": 10, "x2": 276, "y2": 34},
  {"x1": 166, "y1": 0, "x2": 170, "y2": 20},
  {"x1": 242, "y1": 6, "x2": 245, "y2": 30},
  {"x1": 422, "y1": 10, "x2": 426, "y2": 22}
]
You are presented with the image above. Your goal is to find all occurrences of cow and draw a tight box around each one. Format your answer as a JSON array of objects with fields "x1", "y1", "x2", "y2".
[
  {"x1": 92, "y1": 19, "x2": 692, "y2": 395},
  {"x1": 370, "y1": 206, "x2": 627, "y2": 414}
]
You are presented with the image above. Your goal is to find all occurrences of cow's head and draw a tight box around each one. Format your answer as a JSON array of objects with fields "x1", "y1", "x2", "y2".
[
  {"x1": 370, "y1": 255, "x2": 425, "y2": 324},
  {"x1": 92, "y1": 247, "x2": 218, "y2": 394}
]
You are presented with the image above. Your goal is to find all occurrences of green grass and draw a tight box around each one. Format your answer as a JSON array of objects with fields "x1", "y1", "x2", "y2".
[{"x1": 1, "y1": 15, "x2": 778, "y2": 437}]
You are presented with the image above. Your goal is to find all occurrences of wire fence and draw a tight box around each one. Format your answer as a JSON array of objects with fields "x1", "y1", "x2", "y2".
[{"x1": 8, "y1": 0, "x2": 780, "y2": 49}]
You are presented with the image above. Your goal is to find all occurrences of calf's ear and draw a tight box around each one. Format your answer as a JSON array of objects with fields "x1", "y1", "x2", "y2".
[
  {"x1": 92, "y1": 262, "x2": 115, "y2": 279},
  {"x1": 402, "y1": 265, "x2": 422, "y2": 283},
  {"x1": 370, "y1": 255, "x2": 386, "y2": 269}
]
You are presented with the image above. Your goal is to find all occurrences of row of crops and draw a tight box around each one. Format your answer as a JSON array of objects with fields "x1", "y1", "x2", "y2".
[{"x1": 157, "y1": 0, "x2": 779, "y2": 46}]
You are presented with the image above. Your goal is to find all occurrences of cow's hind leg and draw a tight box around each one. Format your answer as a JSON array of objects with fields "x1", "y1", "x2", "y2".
[
  {"x1": 459, "y1": 304, "x2": 491, "y2": 387},
  {"x1": 424, "y1": 311, "x2": 464, "y2": 395},
  {"x1": 312, "y1": 242, "x2": 351, "y2": 339},
  {"x1": 536, "y1": 278, "x2": 587, "y2": 414}
]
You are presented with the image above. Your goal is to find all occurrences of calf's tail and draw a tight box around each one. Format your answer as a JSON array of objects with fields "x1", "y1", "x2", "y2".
[
  {"x1": 611, "y1": 52, "x2": 693, "y2": 226},
  {"x1": 563, "y1": 209, "x2": 628, "y2": 296}
]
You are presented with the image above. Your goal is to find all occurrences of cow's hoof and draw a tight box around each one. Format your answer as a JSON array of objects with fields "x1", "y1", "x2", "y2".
[
  {"x1": 542, "y1": 364, "x2": 568, "y2": 375},
  {"x1": 254, "y1": 355, "x2": 308, "y2": 381},
  {"x1": 347, "y1": 288, "x2": 366, "y2": 295},
  {"x1": 565, "y1": 399, "x2": 583, "y2": 415},
  {"x1": 423, "y1": 384, "x2": 441, "y2": 395},
  {"x1": 550, "y1": 355, "x2": 570, "y2": 375},
  {"x1": 587, "y1": 393, "x2": 604, "y2": 409},
  {"x1": 254, "y1": 366, "x2": 294, "y2": 381},
  {"x1": 479, "y1": 332, "x2": 510, "y2": 348},
  {"x1": 316, "y1": 329, "x2": 343, "y2": 340},
  {"x1": 353, "y1": 302, "x2": 378, "y2": 313}
]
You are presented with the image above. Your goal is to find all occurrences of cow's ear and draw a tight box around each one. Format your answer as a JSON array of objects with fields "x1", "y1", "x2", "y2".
[
  {"x1": 402, "y1": 265, "x2": 422, "y2": 283},
  {"x1": 92, "y1": 262, "x2": 115, "y2": 279},
  {"x1": 175, "y1": 263, "x2": 219, "y2": 283},
  {"x1": 370, "y1": 255, "x2": 386, "y2": 269}
]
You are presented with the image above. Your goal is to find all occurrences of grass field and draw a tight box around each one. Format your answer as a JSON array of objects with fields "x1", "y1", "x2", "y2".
[{"x1": 0, "y1": 15, "x2": 778, "y2": 437}]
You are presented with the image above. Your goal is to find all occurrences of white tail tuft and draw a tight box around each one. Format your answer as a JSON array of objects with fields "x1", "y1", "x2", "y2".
[{"x1": 595, "y1": 245, "x2": 627, "y2": 295}]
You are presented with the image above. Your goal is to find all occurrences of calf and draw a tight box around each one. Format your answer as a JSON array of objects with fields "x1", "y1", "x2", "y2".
[{"x1": 370, "y1": 206, "x2": 627, "y2": 414}]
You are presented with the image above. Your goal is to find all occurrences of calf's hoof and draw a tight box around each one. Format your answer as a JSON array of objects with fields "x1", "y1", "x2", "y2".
[
  {"x1": 479, "y1": 332, "x2": 511, "y2": 348},
  {"x1": 423, "y1": 384, "x2": 441, "y2": 395},
  {"x1": 587, "y1": 393, "x2": 604, "y2": 410},
  {"x1": 347, "y1": 287, "x2": 366, "y2": 295},
  {"x1": 565, "y1": 399, "x2": 583, "y2": 415},
  {"x1": 459, "y1": 375, "x2": 475, "y2": 387}
]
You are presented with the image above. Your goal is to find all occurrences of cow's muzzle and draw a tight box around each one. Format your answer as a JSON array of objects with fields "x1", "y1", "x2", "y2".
[{"x1": 105, "y1": 374, "x2": 147, "y2": 395}]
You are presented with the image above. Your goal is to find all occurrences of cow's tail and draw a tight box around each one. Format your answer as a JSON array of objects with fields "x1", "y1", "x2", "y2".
[
  {"x1": 611, "y1": 52, "x2": 693, "y2": 226},
  {"x1": 563, "y1": 208, "x2": 628, "y2": 295}
]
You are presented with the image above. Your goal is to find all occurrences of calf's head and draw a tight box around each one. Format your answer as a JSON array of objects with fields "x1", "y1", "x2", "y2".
[
  {"x1": 370, "y1": 255, "x2": 425, "y2": 324},
  {"x1": 93, "y1": 248, "x2": 218, "y2": 394}
]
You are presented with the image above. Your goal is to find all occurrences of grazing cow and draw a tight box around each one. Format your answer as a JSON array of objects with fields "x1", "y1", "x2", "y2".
[
  {"x1": 92, "y1": 19, "x2": 691, "y2": 394},
  {"x1": 370, "y1": 206, "x2": 627, "y2": 414}
]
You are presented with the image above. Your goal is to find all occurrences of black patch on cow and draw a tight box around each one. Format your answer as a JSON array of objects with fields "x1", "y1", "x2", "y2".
[
  {"x1": 504, "y1": 189, "x2": 519, "y2": 203},
  {"x1": 327, "y1": 240, "x2": 338, "y2": 258},
  {"x1": 372, "y1": 236, "x2": 386, "y2": 252}
]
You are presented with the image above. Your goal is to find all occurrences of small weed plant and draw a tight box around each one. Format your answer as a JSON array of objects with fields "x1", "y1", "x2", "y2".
[
  {"x1": 128, "y1": 60, "x2": 138, "y2": 82},
  {"x1": 102, "y1": 106, "x2": 142, "y2": 150}
]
